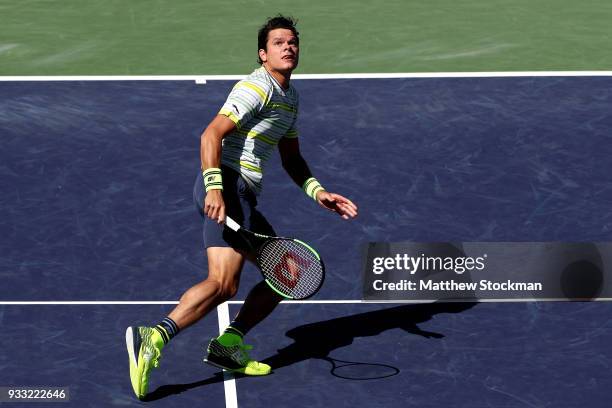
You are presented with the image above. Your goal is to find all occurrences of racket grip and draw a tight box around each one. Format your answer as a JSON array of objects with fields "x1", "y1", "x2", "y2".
[{"x1": 224, "y1": 216, "x2": 241, "y2": 232}]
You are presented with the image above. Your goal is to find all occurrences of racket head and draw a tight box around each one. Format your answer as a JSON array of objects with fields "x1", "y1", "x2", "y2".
[
  {"x1": 257, "y1": 238, "x2": 325, "y2": 299},
  {"x1": 325, "y1": 357, "x2": 400, "y2": 380}
]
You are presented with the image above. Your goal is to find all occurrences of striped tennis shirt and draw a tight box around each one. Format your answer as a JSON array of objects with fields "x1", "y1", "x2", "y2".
[{"x1": 218, "y1": 66, "x2": 299, "y2": 194}]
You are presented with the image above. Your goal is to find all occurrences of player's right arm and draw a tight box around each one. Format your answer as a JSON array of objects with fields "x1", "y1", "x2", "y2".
[
  {"x1": 200, "y1": 114, "x2": 236, "y2": 223},
  {"x1": 202, "y1": 75, "x2": 271, "y2": 222}
]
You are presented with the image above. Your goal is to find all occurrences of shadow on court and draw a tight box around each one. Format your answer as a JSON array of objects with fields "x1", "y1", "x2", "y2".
[
  {"x1": 145, "y1": 302, "x2": 475, "y2": 400},
  {"x1": 143, "y1": 373, "x2": 226, "y2": 402},
  {"x1": 263, "y1": 301, "x2": 476, "y2": 370}
]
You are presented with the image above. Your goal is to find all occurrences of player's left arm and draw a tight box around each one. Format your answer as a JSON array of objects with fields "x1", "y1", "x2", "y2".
[{"x1": 278, "y1": 137, "x2": 358, "y2": 219}]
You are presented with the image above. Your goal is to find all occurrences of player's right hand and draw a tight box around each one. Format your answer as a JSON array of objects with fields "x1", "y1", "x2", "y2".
[{"x1": 204, "y1": 190, "x2": 226, "y2": 223}]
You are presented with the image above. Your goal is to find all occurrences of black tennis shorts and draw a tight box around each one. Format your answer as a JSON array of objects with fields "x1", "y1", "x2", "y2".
[{"x1": 193, "y1": 166, "x2": 275, "y2": 251}]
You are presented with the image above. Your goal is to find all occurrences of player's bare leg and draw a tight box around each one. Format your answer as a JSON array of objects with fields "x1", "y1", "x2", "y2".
[
  {"x1": 168, "y1": 246, "x2": 245, "y2": 329},
  {"x1": 126, "y1": 247, "x2": 245, "y2": 399}
]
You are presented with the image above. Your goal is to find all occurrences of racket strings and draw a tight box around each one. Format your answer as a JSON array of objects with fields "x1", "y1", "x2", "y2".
[{"x1": 259, "y1": 239, "x2": 324, "y2": 299}]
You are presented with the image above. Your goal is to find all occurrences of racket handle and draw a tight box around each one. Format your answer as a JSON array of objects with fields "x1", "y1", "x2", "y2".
[{"x1": 224, "y1": 216, "x2": 241, "y2": 232}]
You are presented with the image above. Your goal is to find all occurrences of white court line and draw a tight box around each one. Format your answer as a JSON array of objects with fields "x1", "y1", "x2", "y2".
[
  {"x1": 1, "y1": 298, "x2": 612, "y2": 305},
  {"x1": 0, "y1": 301, "x2": 180, "y2": 305},
  {"x1": 1, "y1": 71, "x2": 612, "y2": 83},
  {"x1": 216, "y1": 302, "x2": 238, "y2": 408}
]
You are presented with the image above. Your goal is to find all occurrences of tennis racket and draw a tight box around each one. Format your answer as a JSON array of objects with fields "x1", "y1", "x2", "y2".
[{"x1": 224, "y1": 216, "x2": 325, "y2": 299}]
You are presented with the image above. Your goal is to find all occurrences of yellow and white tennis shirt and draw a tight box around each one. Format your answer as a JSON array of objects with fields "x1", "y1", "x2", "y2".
[{"x1": 218, "y1": 66, "x2": 299, "y2": 194}]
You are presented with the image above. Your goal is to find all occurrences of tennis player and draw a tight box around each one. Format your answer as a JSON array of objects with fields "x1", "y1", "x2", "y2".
[{"x1": 126, "y1": 15, "x2": 358, "y2": 399}]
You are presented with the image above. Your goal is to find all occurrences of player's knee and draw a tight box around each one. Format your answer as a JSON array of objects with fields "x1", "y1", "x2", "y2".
[
  {"x1": 218, "y1": 280, "x2": 239, "y2": 301},
  {"x1": 206, "y1": 277, "x2": 238, "y2": 302}
]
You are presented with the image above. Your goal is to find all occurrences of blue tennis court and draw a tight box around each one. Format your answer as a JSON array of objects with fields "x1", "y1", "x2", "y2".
[{"x1": 1, "y1": 76, "x2": 612, "y2": 407}]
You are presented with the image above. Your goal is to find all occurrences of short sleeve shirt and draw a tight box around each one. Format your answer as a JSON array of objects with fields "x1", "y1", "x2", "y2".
[{"x1": 218, "y1": 66, "x2": 299, "y2": 194}]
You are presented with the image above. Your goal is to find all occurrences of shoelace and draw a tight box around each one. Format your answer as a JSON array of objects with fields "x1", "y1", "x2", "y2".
[
  {"x1": 233, "y1": 344, "x2": 253, "y2": 365},
  {"x1": 152, "y1": 347, "x2": 161, "y2": 368},
  {"x1": 144, "y1": 344, "x2": 162, "y2": 368}
]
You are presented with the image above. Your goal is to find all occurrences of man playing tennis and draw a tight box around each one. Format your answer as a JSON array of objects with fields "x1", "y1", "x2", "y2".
[{"x1": 126, "y1": 15, "x2": 358, "y2": 399}]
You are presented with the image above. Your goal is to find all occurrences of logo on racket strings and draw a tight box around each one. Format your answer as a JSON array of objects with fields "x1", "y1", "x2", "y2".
[{"x1": 273, "y1": 252, "x2": 311, "y2": 288}]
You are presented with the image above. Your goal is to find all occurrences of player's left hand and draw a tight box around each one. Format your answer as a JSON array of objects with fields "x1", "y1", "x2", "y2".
[{"x1": 316, "y1": 191, "x2": 358, "y2": 220}]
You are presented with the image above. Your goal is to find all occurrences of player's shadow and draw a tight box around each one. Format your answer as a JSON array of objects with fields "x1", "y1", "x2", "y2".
[
  {"x1": 143, "y1": 373, "x2": 226, "y2": 402},
  {"x1": 262, "y1": 301, "x2": 476, "y2": 370},
  {"x1": 144, "y1": 301, "x2": 475, "y2": 401}
]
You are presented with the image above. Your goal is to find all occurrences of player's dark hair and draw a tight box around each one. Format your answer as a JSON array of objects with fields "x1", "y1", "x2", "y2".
[{"x1": 257, "y1": 15, "x2": 299, "y2": 64}]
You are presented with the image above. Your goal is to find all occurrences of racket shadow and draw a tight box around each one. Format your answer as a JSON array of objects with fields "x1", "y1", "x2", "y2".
[{"x1": 262, "y1": 301, "x2": 477, "y2": 374}]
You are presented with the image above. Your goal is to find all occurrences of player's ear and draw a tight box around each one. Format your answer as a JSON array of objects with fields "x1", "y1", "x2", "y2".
[{"x1": 258, "y1": 48, "x2": 267, "y2": 63}]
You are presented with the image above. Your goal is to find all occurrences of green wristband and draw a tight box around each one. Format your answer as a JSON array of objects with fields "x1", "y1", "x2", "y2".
[
  {"x1": 302, "y1": 177, "x2": 325, "y2": 201},
  {"x1": 203, "y1": 167, "x2": 223, "y2": 192}
]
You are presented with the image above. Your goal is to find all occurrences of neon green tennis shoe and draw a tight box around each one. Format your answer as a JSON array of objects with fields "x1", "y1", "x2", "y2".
[
  {"x1": 125, "y1": 326, "x2": 164, "y2": 399},
  {"x1": 204, "y1": 333, "x2": 271, "y2": 376}
]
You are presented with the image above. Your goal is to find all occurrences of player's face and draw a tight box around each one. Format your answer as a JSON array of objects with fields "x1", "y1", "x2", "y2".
[{"x1": 259, "y1": 28, "x2": 299, "y2": 74}]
